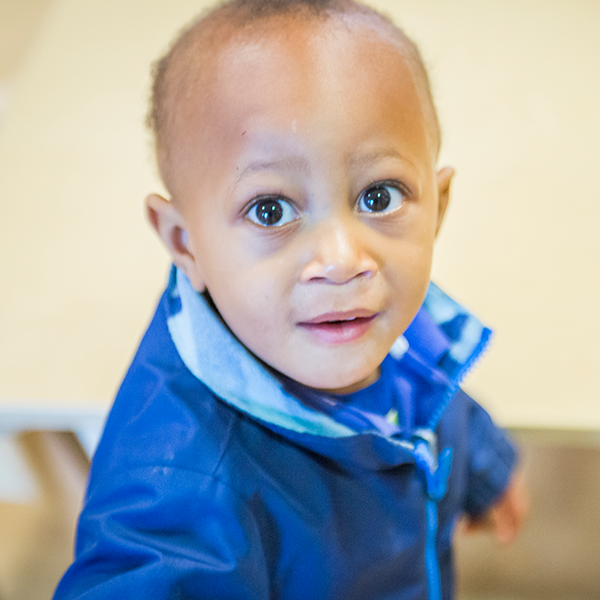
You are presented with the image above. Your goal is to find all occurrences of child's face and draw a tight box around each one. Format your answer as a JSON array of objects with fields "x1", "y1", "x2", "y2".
[{"x1": 149, "y1": 16, "x2": 452, "y2": 394}]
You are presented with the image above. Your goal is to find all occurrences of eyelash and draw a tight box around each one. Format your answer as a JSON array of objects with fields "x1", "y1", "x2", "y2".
[
  {"x1": 356, "y1": 180, "x2": 407, "y2": 215},
  {"x1": 246, "y1": 195, "x2": 299, "y2": 227},
  {"x1": 245, "y1": 180, "x2": 408, "y2": 227}
]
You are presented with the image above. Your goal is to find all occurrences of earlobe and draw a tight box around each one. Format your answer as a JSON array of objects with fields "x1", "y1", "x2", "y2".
[
  {"x1": 435, "y1": 166, "x2": 454, "y2": 236},
  {"x1": 145, "y1": 194, "x2": 206, "y2": 292}
]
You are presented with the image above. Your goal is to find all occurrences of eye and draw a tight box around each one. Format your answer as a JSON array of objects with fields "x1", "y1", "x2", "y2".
[
  {"x1": 357, "y1": 183, "x2": 404, "y2": 214},
  {"x1": 247, "y1": 197, "x2": 298, "y2": 227}
]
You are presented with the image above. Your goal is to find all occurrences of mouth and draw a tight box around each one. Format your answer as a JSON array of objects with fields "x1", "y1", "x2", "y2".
[{"x1": 297, "y1": 310, "x2": 378, "y2": 345}]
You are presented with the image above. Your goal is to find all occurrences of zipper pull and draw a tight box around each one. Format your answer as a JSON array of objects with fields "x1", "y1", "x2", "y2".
[{"x1": 413, "y1": 439, "x2": 453, "y2": 501}]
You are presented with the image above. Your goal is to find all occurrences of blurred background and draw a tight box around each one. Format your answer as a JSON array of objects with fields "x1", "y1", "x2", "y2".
[{"x1": 0, "y1": 0, "x2": 599, "y2": 598}]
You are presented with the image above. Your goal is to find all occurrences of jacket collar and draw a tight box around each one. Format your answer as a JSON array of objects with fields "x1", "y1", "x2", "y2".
[{"x1": 165, "y1": 266, "x2": 491, "y2": 445}]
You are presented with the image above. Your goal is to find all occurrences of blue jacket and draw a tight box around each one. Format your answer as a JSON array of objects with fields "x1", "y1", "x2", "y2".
[{"x1": 54, "y1": 269, "x2": 516, "y2": 600}]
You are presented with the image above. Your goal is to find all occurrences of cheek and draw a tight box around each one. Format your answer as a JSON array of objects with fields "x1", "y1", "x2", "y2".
[
  {"x1": 384, "y1": 241, "x2": 433, "y2": 322},
  {"x1": 205, "y1": 260, "x2": 290, "y2": 343},
  {"x1": 385, "y1": 234, "x2": 434, "y2": 282}
]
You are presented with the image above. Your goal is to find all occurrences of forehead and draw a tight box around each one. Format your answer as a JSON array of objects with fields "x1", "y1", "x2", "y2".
[
  {"x1": 196, "y1": 14, "x2": 424, "y2": 117},
  {"x1": 166, "y1": 14, "x2": 433, "y2": 194}
]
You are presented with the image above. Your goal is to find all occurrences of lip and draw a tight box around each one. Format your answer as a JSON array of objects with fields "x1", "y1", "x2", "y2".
[{"x1": 297, "y1": 310, "x2": 378, "y2": 345}]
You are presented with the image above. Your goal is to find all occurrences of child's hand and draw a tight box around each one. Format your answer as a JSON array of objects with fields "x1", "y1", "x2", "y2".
[{"x1": 462, "y1": 468, "x2": 529, "y2": 545}]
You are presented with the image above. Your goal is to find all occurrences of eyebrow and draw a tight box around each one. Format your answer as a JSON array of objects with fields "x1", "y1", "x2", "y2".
[
  {"x1": 235, "y1": 156, "x2": 310, "y2": 183},
  {"x1": 346, "y1": 148, "x2": 407, "y2": 168},
  {"x1": 234, "y1": 148, "x2": 417, "y2": 186}
]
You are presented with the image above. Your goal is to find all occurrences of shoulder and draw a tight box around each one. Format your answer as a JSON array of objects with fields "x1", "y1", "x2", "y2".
[
  {"x1": 89, "y1": 292, "x2": 244, "y2": 487},
  {"x1": 437, "y1": 388, "x2": 501, "y2": 450}
]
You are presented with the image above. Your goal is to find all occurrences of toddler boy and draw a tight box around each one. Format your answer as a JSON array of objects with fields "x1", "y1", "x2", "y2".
[{"x1": 54, "y1": 0, "x2": 526, "y2": 598}]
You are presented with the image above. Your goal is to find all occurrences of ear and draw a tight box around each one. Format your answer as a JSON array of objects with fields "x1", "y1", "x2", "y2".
[
  {"x1": 145, "y1": 193, "x2": 206, "y2": 292},
  {"x1": 435, "y1": 166, "x2": 454, "y2": 236}
]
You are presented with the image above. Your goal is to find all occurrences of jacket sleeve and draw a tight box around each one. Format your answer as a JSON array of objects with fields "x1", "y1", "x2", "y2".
[
  {"x1": 53, "y1": 465, "x2": 269, "y2": 600},
  {"x1": 462, "y1": 394, "x2": 518, "y2": 517}
]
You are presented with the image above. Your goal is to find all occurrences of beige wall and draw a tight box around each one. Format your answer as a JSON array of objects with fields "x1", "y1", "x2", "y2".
[{"x1": 0, "y1": 0, "x2": 598, "y2": 429}]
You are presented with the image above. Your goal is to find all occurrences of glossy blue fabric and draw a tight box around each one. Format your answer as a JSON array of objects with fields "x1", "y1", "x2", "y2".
[{"x1": 54, "y1": 278, "x2": 516, "y2": 600}]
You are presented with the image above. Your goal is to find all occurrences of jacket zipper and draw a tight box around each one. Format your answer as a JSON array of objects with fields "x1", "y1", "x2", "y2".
[
  {"x1": 426, "y1": 326, "x2": 492, "y2": 431},
  {"x1": 412, "y1": 433, "x2": 453, "y2": 600},
  {"x1": 425, "y1": 498, "x2": 441, "y2": 600}
]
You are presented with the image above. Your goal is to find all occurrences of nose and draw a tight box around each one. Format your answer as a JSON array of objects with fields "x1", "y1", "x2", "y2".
[{"x1": 299, "y1": 218, "x2": 379, "y2": 284}]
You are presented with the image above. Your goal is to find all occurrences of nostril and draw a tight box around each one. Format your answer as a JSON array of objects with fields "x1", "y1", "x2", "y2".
[
  {"x1": 300, "y1": 257, "x2": 379, "y2": 284},
  {"x1": 356, "y1": 268, "x2": 375, "y2": 279}
]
